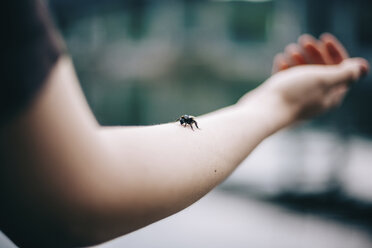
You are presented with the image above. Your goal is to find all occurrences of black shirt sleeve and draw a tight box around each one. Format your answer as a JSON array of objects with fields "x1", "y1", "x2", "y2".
[{"x1": 0, "y1": 0, "x2": 65, "y2": 125}]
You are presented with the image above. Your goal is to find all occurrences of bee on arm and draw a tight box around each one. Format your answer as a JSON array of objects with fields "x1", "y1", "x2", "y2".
[{"x1": 176, "y1": 115, "x2": 199, "y2": 131}]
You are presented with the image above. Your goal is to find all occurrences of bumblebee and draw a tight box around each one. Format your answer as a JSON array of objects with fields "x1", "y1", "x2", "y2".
[{"x1": 176, "y1": 115, "x2": 199, "y2": 130}]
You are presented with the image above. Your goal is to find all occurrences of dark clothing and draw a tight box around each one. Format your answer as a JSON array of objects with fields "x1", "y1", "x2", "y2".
[{"x1": 1, "y1": 0, "x2": 64, "y2": 125}]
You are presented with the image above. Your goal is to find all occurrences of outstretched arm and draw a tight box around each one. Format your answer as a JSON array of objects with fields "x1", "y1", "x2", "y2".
[
  {"x1": 0, "y1": 52, "x2": 369, "y2": 247},
  {"x1": 1, "y1": 56, "x2": 291, "y2": 247}
]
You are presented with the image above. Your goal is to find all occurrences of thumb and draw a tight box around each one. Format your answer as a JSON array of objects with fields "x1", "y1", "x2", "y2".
[{"x1": 324, "y1": 58, "x2": 369, "y2": 86}]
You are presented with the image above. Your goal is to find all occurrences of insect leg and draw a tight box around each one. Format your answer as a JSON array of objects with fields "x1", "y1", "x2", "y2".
[{"x1": 193, "y1": 120, "x2": 199, "y2": 129}]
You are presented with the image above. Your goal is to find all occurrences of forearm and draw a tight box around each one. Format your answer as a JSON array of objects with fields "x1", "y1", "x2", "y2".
[
  {"x1": 103, "y1": 91, "x2": 292, "y2": 191},
  {"x1": 95, "y1": 88, "x2": 294, "y2": 238}
]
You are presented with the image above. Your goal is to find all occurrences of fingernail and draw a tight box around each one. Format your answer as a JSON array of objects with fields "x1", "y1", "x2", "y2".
[{"x1": 360, "y1": 65, "x2": 368, "y2": 78}]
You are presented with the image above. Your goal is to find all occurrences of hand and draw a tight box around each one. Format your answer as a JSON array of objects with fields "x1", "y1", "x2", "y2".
[
  {"x1": 259, "y1": 58, "x2": 369, "y2": 121},
  {"x1": 272, "y1": 33, "x2": 353, "y2": 73}
]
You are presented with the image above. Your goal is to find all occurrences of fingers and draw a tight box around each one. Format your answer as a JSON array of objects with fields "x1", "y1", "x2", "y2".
[
  {"x1": 298, "y1": 34, "x2": 329, "y2": 65},
  {"x1": 272, "y1": 33, "x2": 351, "y2": 74},
  {"x1": 305, "y1": 58, "x2": 367, "y2": 112},
  {"x1": 340, "y1": 58, "x2": 369, "y2": 82},
  {"x1": 323, "y1": 58, "x2": 369, "y2": 86},
  {"x1": 320, "y1": 33, "x2": 349, "y2": 64},
  {"x1": 272, "y1": 44, "x2": 305, "y2": 73},
  {"x1": 272, "y1": 53, "x2": 289, "y2": 73},
  {"x1": 285, "y1": 43, "x2": 306, "y2": 66}
]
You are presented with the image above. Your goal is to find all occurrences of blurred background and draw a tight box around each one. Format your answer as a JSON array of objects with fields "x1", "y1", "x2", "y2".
[{"x1": 3, "y1": 0, "x2": 372, "y2": 247}]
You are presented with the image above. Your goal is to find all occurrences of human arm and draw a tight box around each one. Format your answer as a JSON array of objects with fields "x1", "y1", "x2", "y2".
[
  {"x1": 0, "y1": 56, "x2": 291, "y2": 247},
  {"x1": 0, "y1": 52, "x2": 368, "y2": 247}
]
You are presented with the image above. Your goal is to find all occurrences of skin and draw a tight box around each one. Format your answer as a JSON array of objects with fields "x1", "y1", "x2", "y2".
[
  {"x1": 272, "y1": 33, "x2": 368, "y2": 73},
  {"x1": 0, "y1": 34, "x2": 369, "y2": 247}
]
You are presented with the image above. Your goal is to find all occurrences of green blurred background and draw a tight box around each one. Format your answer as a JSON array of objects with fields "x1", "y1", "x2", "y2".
[{"x1": 50, "y1": 0, "x2": 372, "y2": 134}]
